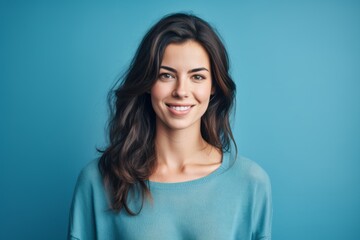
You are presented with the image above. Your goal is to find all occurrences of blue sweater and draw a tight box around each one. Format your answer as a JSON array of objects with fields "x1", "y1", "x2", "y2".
[{"x1": 68, "y1": 152, "x2": 272, "y2": 240}]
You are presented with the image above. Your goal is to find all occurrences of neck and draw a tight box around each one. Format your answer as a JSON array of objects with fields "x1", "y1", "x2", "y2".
[{"x1": 154, "y1": 122, "x2": 209, "y2": 169}]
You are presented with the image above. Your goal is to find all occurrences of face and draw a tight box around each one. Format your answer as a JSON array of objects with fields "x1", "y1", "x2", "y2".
[{"x1": 150, "y1": 40, "x2": 214, "y2": 131}]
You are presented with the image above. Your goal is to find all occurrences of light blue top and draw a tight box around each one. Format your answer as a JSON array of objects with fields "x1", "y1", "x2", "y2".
[{"x1": 68, "y1": 152, "x2": 272, "y2": 240}]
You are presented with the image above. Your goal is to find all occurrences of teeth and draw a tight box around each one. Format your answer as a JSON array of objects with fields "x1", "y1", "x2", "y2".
[{"x1": 169, "y1": 106, "x2": 191, "y2": 111}]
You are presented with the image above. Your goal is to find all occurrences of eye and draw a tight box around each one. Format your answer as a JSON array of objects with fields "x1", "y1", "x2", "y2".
[
  {"x1": 159, "y1": 73, "x2": 175, "y2": 80},
  {"x1": 192, "y1": 74, "x2": 206, "y2": 81}
]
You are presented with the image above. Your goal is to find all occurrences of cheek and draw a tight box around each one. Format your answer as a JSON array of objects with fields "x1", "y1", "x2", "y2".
[
  {"x1": 150, "y1": 83, "x2": 169, "y2": 112},
  {"x1": 150, "y1": 83, "x2": 163, "y2": 102},
  {"x1": 196, "y1": 85, "x2": 213, "y2": 102}
]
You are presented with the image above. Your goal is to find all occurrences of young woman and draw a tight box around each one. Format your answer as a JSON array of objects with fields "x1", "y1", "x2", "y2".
[{"x1": 68, "y1": 13, "x2": 272, "y2": 240}]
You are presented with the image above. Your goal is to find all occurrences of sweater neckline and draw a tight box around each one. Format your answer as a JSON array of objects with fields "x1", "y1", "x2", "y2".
[{"x1": 147, "y1": 151, "x2": 233, "y2": 190}]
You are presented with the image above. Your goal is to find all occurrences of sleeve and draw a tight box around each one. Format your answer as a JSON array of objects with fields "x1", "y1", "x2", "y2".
[
  {"x1": 252, "y1": 167, "x2": 273, "y2": 240},
  {"x1": 67, "y1": 165, "x2": 98, "y2": 240}
]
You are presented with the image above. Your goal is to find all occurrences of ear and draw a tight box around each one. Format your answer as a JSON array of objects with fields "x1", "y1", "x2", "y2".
[{"x1": 211, "y1": 86, "x2": 215, "y2": 95}]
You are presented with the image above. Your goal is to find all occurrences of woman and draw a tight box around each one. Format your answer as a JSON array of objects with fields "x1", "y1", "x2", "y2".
[{"x1": 68, "y1": 13, "x2": 272, "y2": 240}]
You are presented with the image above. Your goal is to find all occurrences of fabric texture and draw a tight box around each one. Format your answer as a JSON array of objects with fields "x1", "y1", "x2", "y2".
[{"x1": 68, "y1": 152, "x2": 272, "y2": 240}]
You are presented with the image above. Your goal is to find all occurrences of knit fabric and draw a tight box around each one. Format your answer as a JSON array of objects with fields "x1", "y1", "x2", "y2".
[{"x1": 68, "y1": 151, "x2": 272, "y2": 240}]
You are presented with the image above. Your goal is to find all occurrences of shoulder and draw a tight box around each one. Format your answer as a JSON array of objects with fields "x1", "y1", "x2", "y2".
[
  {"x1": 74, "y1": 159, "x2": 102, "y2": 192},
  {"x1": 78, "y1": 159, "x2": 101, "y2": 179},
  {"x1": 233, "y1": 157, "x2": 272, "y2": 238},
  {"x1": 68, "y1": 159, "x2": 106, "y2": 240},
  {"x1": 231, "y1": 155, "x2": 271, "y2": 190},
  {"x1": 239, "y1": 156, "x2": 270, "y2": 182}
]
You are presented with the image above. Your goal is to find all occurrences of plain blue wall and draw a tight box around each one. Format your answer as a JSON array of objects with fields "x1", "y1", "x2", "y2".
[{"x1": 1, "y1": 1, "x2": 359, "y2": 239}]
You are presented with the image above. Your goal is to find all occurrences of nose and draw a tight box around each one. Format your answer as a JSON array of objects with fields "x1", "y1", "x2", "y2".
[{"x1": 172, "y1": 77, "x2": 189, "y2": 98}]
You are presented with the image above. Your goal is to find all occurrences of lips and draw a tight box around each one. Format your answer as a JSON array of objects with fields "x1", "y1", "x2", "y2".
[
  {"x1": 169, "y1": 105, "x2": 191, "y2": 111},
  {"x1": 166, "y1": 104, "x2": 194, "y2": 113}
]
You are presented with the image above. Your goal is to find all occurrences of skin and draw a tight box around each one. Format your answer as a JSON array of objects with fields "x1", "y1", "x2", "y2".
[{"x1": 149, "y1": 40, "x2": 222, "y2": 183}]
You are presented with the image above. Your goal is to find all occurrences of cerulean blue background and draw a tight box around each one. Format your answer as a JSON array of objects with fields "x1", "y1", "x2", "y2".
[{"x1": 1, "y1": 0, "x2": 359, "y2": 239}]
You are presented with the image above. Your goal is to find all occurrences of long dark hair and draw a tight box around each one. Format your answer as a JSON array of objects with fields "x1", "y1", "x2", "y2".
[{"x1": 98, "y1": 13, "x2": 237, "y2": 215}]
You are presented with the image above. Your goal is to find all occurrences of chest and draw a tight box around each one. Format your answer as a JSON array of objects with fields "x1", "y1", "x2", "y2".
[{"x1": 107, "y1": 187, "x2": 253, "y2": 240}]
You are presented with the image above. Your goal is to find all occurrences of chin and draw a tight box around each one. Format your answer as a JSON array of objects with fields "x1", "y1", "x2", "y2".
[{"x1": 158, "y1": 119, "x2": 200, "y2": 131}]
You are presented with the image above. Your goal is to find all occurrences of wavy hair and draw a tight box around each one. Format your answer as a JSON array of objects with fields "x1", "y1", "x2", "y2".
[{"x1": 98, "y1": 13, "x2": 237, "y2": 215}]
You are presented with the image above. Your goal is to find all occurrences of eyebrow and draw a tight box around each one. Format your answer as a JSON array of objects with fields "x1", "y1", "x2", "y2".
[{"x1": 160, "y1": 65, "x2": 209, "y2": 73}]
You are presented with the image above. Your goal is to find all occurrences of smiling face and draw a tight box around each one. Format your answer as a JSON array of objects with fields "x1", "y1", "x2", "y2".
[{"x1": 150, "y1": 40, "x2": 214, "y2": 132}]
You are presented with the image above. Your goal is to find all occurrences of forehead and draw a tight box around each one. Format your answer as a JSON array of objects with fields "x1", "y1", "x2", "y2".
[{"x1": 160, "y1": 40, "x2": 210, "y2": 70}]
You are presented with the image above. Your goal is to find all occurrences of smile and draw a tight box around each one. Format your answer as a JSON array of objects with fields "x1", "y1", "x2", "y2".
[
  {"x1": 166, "y1": 104, "x2": 194, "y2": 114},
  {"x1": 169, "y1": 105, "x2": 191, "y2": 111}
]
